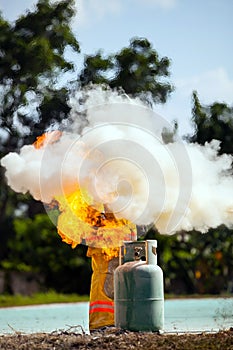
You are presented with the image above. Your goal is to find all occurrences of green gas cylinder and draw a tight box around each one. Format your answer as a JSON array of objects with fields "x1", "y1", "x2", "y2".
[{"x1": 114, "y1": 240, "x2": 164, "y2": 331}]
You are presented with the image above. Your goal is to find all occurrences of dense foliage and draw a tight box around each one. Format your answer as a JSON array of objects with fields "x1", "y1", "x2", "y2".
[
  {"x1": 189, "y1": 91, "x2": 233, "y2": 155},
  {"x1": 0, "y1": 0, "x2": 83, "y2": 293},
  {"x1": 79, "y1": 37, "x2": 173, "y2": 105},
  {"x1": 145, "y1": 226, "x2": 233, "y2": 294}
]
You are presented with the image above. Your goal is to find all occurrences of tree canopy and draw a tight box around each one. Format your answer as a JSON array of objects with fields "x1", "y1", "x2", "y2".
[
  {"x1": 189, "y1": 92, "x2": 233, "y2": 155},
  {"x1": 0, "y1": 0, "x2": 79, "y2": 153},
  {"x1": 79, "y1": 37, "x2": 173, "y2": 105},
  {"x1": 0, "y1": 0, "x2": 80, "y2": 266}
]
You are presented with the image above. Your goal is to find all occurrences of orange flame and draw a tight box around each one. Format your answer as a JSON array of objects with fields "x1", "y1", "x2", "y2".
[
  {"x1": 56, "y1": 189, "x2": 136, "y2": 250},
  {"x1": 34, "y1": 132, "x2": 137, "y2": 253},
  {"x1": 33, "y1": 130, "x2": 62, "y2": 149}
]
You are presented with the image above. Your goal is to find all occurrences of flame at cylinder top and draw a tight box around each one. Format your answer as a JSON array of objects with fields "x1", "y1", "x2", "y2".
[
  {"x1": 34, "y1": 131, "x2": 137, "y2": 250},
  {"x1": 56, "y1": 188, "x2": 136, "y2": 249}
]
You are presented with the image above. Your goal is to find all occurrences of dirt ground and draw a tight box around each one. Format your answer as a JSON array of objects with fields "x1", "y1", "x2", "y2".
[{"x1": 0, "y1": 327, "x2": 233, "y2": 350}]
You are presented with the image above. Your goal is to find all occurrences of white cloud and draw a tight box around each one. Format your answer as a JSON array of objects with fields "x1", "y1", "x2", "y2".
[
  {"x1": 0, "y1": 0, "x2": 177, "y2": 28},
  {"x1": 177, "y1": 68, "x2": 233, "y2": 105},
  {"x1": 135, "y1": 0, "x2": 177, "y2": 9},
  {"x1": 155, "y1": 68, "x2": 233, "y2": 136},
  {"x1": 75, "y1": 0, "x2": 122, "y2": 27},
  {"x1": 74, "y1": 0, "x2": 177, "y2": 28}
]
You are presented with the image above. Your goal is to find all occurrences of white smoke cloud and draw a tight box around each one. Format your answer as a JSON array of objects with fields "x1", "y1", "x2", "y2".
[{"x1": 1, "y1": 86, "x2": 233, "y2": 236}]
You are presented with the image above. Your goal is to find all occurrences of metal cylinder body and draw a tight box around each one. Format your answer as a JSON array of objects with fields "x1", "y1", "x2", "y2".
[{"x1": 114, "y1": 240, "x2": 164, "y2": 331}]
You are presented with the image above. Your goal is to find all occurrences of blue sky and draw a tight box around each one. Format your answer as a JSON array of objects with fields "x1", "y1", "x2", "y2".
[{"x1": 0, "y1": 0, "x2": 233, "y2": 136}]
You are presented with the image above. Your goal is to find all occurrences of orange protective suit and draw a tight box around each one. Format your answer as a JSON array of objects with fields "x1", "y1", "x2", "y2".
[
  {"x1": 87, "y1": 247, "x2": 119, "y2": 330},
  {"x1": 87, "y1": 227, "x2": 137, "y2": 330}
]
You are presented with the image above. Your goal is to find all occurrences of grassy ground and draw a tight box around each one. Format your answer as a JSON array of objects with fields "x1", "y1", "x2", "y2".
[
  {"x1": 0, "y1": 327, "x2": 232, "y2": 350},
  {"x1": 0, "y1": 291, "x2": 89, "y2": 308},
  {"x1": 1, "y1": 292, "x2": 231, "y2": 308}
]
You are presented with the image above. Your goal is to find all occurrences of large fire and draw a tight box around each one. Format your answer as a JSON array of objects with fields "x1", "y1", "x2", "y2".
[{"x1": 34, "y1": 132, "x2": 136, "y2": 251}]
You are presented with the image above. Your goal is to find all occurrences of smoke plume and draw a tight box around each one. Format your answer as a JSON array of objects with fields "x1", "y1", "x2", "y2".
[{"x1": 1, "y1": 86, "x2": 233, "y2": 235}]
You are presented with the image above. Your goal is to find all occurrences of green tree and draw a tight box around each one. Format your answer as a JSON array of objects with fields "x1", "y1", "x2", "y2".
[
  {"x1": 145, "y1": 226, "x2": 233, "y2": 295},
  {"x1": 2, "y1": 213, "x2": 91, "y2": 294},
  {"x1": 79, "y1": 37, "x2": 173, "y2": 105},
  {"x1": 189, "y1": 91, "x2": 233, "y2": 155},
  {"x1": 0, "y1": 0, "x2": 79, "y2": 152},
  {"x1": 0, "y1": 0, "x2": 80, "y2": 261}
]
